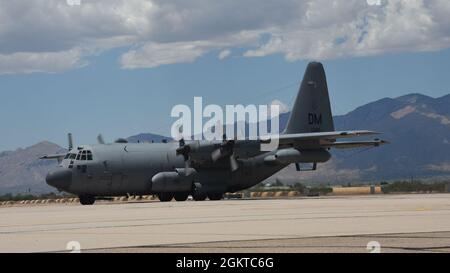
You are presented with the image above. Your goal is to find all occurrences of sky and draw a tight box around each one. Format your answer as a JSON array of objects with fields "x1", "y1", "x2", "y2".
[{"x1": 1, "y1": 0, "x2": 450, "y2": 151}]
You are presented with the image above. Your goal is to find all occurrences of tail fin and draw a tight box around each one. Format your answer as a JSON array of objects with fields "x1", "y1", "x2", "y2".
[{"x1": 283, "y1": 62, "x2": 334, "y2": 134}]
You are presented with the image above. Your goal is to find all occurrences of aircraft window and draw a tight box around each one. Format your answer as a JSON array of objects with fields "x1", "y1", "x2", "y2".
[
  {"x1": 69, "y1": 154, "x2": 76, "y2": 159},
  {"x1": 87, "y1": 151, "x2": 93, "y2": 160},
  {"x1": 82, "y1": 150, "x2": 87, "y2": 155},
  {"x1": 81, "y1": 154, "x2": 87, "y2": 160},
  {"x1": 64, "y1": 154, "x2": 70, "y2": 159},
  {"x1": 76, "y1": 153, "x2": 81, "y2": 160}
]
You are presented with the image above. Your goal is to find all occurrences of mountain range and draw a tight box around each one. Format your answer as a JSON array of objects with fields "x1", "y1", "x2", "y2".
[
  {"x1": 0, "y1": 93, "x2": 449, "y2": 194},
  {"x1": 273, "y1": 93, "x2": 450, "y2": 184}
]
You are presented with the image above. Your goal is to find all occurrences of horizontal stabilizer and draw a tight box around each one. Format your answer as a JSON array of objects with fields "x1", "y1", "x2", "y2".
[
  {"x1": 258, "y1": 130, "x2": 385, "y2": 150},
  {"x1": 322, "y1": 139, "x2": 389, "y2": 149},
  {"x1": 261, "y1": 130, "x2": 380, "y2": 143}
]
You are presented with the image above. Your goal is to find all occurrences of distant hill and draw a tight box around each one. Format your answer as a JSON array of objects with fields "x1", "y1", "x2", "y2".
[
  {"x1": 0, "y1": 93, "x2": 449, "y2": 193},
  {"x1": 0, "y1": 141, "x2": 65, "y2": 194},
  {"x1": 333, "y1": 93, "x2": 450, "y2": 179}
]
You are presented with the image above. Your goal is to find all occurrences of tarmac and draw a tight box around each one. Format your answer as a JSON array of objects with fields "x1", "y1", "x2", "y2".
[{"x1": 1, "y1": 194, "x2": 450, "y2": 253}]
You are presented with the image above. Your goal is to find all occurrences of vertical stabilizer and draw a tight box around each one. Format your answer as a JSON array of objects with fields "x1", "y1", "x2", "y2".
[{"x1": 284, "y1": 62, "x2": 334, "y2": 134}]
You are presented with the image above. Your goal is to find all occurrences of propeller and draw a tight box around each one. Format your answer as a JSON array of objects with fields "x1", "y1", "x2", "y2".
[
  {"x1": 176, "y1": 138, "x2": 192, "y2": 176},
  {"x1": 68, "y1": 133, "x2": 73, "y2": 150},
  {"x1": 211, "y1": 134, "x2": 239, "y2": 172},
  {"x1": 229, "y1": 153, "x2": 239, "y2": 172},
  {"x1": 174, "y1": 124, "x2": 193, "y2": 176},
  {"x1": 97, "y1": 134, "x2": 105, "y2": 144}
]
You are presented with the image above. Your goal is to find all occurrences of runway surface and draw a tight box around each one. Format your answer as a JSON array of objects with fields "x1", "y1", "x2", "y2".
[{"x1": 1, "y1": 194, "x2": 450, "y2": 253}]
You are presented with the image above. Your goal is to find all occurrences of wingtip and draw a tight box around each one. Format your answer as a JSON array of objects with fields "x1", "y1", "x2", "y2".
[{"x1": 374, "y1": 139, "x2": 390, "y2": 146}]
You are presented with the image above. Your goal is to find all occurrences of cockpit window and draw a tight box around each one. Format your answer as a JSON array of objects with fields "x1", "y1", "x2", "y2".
[
  {"x1": 74, "y1": 150, "x2": 93, "y2": 161},
  {"x1": 69, "y1": 153, "x2": 76, "y2": 159},
  {"x1": 64, "y1": 154, "x2": 70, "y2": 159}
]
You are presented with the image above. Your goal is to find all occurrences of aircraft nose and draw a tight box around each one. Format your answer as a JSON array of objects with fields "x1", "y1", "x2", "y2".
[{"x1": 46, "y1": 169, "x2": 72, "y2": 190}]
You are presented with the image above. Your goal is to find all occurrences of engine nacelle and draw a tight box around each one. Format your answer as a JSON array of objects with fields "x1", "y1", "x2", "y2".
[
  {"x1": 182, "y1": 141, "x2": 220, "y2": 163},
  {"x1": 151, "y1": 168, "x2": 196, "y2": 192},
  {"x1": 186, "y1": 140, "x2": 263, "y2": 162},
  {"x1": 265, "y1": 148, "x2": 331, "y2": 164}
]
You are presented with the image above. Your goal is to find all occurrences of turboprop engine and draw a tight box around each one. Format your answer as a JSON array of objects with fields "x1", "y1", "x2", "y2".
[{"x1": 151, "y1": 168, "x2": 197, "y2": 192}]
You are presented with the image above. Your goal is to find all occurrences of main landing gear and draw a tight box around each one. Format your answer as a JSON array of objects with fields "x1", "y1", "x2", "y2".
[
  {"x1": 192, "y1": 192, "x2": 207, "y2": 201},
  {"x1": 207, "y1": 193, "x2": 223, "y2": 201},
  {"x1": 156, "y1": 192, "x2": 224, "y2": 202},
  {"x1": 174, "y1": 192, "x2": 190, "y2": 201},
  {"x1": 79, "y1": 195, "x2": 95, "y2": 205},
  {"x1": 157, "y1": 192, "x2": 174, "y2": 202}
]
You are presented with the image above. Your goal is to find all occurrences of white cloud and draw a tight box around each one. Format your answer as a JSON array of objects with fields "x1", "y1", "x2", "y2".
[
  {"x1": 0, "y1": 49, "x2": 86, "y2": 74},
  {"x1": 1, "y1": 0, "x2": 450, "y2": 73},
  {"x1": 269, "y1": 99, "x2": 290, "y2": 116},
  {"x1": 120, "y1": 41, "x2": 211, "y2": 69},
  {"x1": 218, "y1": 49, "x2": 231, "y2": 60}
]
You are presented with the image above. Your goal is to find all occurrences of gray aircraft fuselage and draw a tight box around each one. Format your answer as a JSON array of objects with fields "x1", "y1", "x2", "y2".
[{"x1": 47, "y1": 141, "x2": 298, "y2": 198}]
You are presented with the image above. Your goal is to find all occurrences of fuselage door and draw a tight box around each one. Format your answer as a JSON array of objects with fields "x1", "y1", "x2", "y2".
[{"x1": 101, "y1": 159, "x2": 124, "y2": 194}]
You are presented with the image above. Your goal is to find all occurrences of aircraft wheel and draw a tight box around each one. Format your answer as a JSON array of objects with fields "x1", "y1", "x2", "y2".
[
  {"x1": 192, "y1": 193, "x2": 207, "y2": 201},
  {"x1": 158, "y1": 192, "x2": 174, "y2": 202},
  {"x1": 79, "y1": 195, "x2": 95, "y2": 205},
  {"x1": 174, "y1": 192, "x2": 189, "y2": 202},
  {"x1": 208, "y1": 193, "x2": 223, "y2": 201}
]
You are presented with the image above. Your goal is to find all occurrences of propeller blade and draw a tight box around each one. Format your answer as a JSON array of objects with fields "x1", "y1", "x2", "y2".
[
  {"x1": 97, "y1": 134, "x2": 105, "y2": 145},
  {"x1": 184, "y1": 160, "x2": 191, "y2": 176},
  {"x1": 211, "y1": 138, "x2": 235, "y2": 162},
  {"x1": 176, "y1": 138, "x2": 192, "y2": 176},
  {"x1": 213, "y1": 120, "x2": 224, "y2": 140},
  {"x1": 68, "y1": 133, "x2": 73, "y2": 150},
  {"x1": 229, "y1": 154, "x2": 239, "y2": 172},
  {"x1": 176, "y1": 124, "x2": 184, "y2": 141},
  {"x1": 211, "y1": 148, "x2": 223, "y2": 162}
]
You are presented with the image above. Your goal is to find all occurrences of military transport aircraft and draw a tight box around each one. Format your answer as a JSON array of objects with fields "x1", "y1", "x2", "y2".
[{"x1": 41, "y1": 62, "x2": 387, "y2": 205}]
